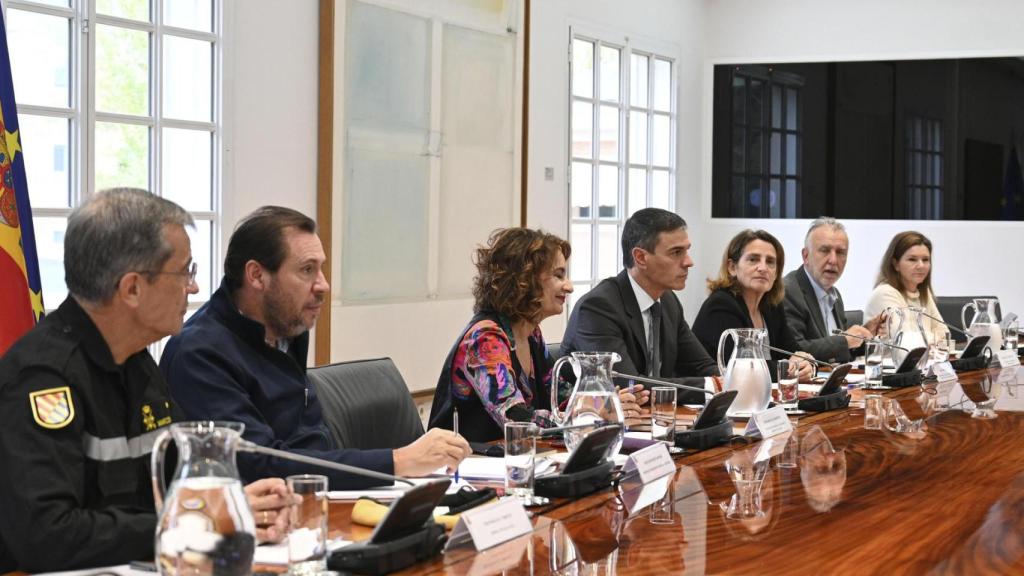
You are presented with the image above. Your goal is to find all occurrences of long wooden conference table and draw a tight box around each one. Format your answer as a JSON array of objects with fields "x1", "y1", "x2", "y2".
[{"x1": 325, "y1": 365, "x2": 1024, "y2": 575}]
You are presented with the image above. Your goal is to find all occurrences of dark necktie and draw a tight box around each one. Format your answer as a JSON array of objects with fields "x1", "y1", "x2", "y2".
[{"x1": 649, "y1": 302, "x2": 662, "y2": 377}]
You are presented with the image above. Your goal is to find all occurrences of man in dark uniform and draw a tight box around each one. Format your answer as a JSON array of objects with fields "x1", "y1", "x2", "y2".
[{"x1": 0, "y1": 189, "x2": 293, "y2": 573}]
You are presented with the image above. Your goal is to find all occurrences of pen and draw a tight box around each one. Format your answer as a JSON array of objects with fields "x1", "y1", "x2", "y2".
[{"x1": 453, "y1": 408, "x2": 460, "y2": 483}]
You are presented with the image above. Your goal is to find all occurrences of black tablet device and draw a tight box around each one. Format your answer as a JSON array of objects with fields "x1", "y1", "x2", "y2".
[
  {"x1": 692, "y1": 390, "x2": 738, "y2": 429},
  {"x1": 895, "y1": 346, "x2": 928, "y2": 373},
  {"x1": 369, "y1": 478, "x2": 451, "y2": 544},
  {"x1": 562, "y1": 424, "x2": 622, "y2": 474},
  {"x1": 960, "y1": 335, "x2": 991, "y2": 359},
  {"x1": 817, "y1": 363, "x2": 852, "y2": 396}
]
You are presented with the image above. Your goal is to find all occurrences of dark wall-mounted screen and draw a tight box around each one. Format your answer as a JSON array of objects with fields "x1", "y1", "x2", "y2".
[{"x1": 711, "y1": 57, "x2": 1024, "y2": 220}]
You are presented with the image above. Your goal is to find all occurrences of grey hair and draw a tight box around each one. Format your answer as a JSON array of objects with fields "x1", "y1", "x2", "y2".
[
  {"x1": 804, "y1": 216, "x2": 846, "y2": 250},
  {"x1": 65, "y1": 187, "x2": 194, "y2": 304}
]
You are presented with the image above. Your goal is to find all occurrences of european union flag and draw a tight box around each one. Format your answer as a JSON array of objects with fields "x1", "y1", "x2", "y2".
[{"x1": 0, "y1": 9, "x2": 44, "y2": 356}]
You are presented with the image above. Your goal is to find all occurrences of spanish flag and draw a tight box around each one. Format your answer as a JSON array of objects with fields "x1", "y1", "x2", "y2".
[{"x1": 0, "y1": 10, "x2": 44, "y2": 356}]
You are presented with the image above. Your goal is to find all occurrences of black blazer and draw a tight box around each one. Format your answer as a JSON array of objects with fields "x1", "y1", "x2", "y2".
[
  {"x1": 691, "y1": 288, "x2": 801, "y2": 379},
  {"x1": 782, "y1": 268, "x2": 854, "y2": 363},
  {"x1": 560, "y1": 270, "x2": 718, "y2": 404}
]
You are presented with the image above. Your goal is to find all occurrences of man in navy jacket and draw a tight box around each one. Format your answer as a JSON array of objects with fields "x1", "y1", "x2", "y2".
[{"x1": 161, "y1": 206, "x2": 469, "y2": 489}]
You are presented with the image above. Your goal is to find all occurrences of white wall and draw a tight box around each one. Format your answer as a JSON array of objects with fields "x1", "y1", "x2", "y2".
[
  {"x1": 528, "y1": 0, "x2": 708, "y2": 339},
  {"x1": 697, "y1": 0, "x2": 1024, "y2": 323}
]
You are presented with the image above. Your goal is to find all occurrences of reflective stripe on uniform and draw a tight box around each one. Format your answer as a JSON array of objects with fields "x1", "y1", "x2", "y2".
[{"x1": 81, "y1": 428, "x2": 164, "y2": 461}]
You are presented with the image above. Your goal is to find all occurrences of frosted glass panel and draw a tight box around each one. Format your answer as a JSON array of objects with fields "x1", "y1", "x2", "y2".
[
  {"x1": 346, "y1": 2, "x2": 430, "y2": 130},
  {"x1": 439, "y1": 25, "x2": 515, "y2": 296},
  {"x1": 342, "y1": 147, "x2": 429, "y2": 300}
]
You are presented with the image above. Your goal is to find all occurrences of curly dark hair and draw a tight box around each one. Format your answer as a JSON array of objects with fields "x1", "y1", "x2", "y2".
[{"x1": 472, "y1": 228, "x2": 571, "y2": 323}]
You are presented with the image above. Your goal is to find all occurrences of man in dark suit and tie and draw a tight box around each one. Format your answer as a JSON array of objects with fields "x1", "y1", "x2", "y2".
[
  {"x1": 782, "y1": 217, "x2": 881, "y2": 363},
  {"x1": 561, "y1": 208, "x2": 719, "y2": 404}
]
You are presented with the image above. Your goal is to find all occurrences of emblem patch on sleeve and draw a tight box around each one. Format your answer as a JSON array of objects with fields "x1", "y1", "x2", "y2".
[{"x1": 29, "y1": 386, "x2": 76, "y2": 429}]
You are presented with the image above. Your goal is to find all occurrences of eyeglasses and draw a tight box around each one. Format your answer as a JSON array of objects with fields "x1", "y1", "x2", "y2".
[{"x1": 140, "y1": 262, "x2": 199, "y2": 285}]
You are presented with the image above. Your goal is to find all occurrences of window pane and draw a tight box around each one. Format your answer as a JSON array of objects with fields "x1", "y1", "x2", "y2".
[
  {"x1": 26, "y1": 0, "x2": 68, "y2": 6},
  {"x1": 731, "y1": 126, "x2": 744, "y2": 172},
  {"x1": 599, "y1": 45, "x2": 619, "y2": 102},
  {"x1": 185, "y1": 219, "x2": 213, "y2": 302},
  {"x1": 568, "y1": 282, "x2": 591, "y2": 315},
  {"x1": 786, "y1": 88, "x2": 798, "y2": 130},
  {"x1": 747, "y1": 79, "x2": 763, "y2": 127},
  {"x1": 571, "y1": 162, "x2": 592, "y2": 219},
  {"x1": 732, "y1": 76, "x2": 745, "y2": 124},
  {"x1": 572, "y1": 101, "x2": 593, "y2": 159},
  {"x1": 786, "y1": 134, "x2": 798, "y2": 176},
  {"x1": 33, "y1": 217, "x2": 68, "y2": 306},
  {"x1": 597, "y1": 165, "x2": 618, "y2": 218},
  {"x1": 162, "y1": 128, "x2": 211, "y2": 211},
  {"x1": 95, "y1": 122, "x2": 149, "y2": 190},
  {"x1": 630, "y1": 54, "x2": 648, "y2": 108},
  {"x1": 786, "y1": 180, "x2": 798, "y2": 218},
  {"x1": 19, "y1": 115, "x2": 70, "y2": 209},
  {"x1": 164, "y1": 0, "x2": 213, "y2": 32},
  {"x1": 653, "y1": 58, "x2": 671, "y2": 112},
  {"x1": 628, "y1": 168, "x2": 646, "y2": 216},
  {"x1": 572, "y1": 39, "x2": 593, "y2": 98},
  {"x1": 771, "y1": 85, "x2": 782, "y2": 129},
  {"x1": 770, "y1": 132, "x2": 781, "y2": 174},
  {"x1": 629, "y1": 110, "x2": 647, "y2": 165},
  {"x1": 769, "y1": 178, "x2": 781, "y2": 218},
  {"x1": 748, "y1": 129, "x2": 763, "y2": 174},
  {"x1": 96, "y1": 24, "x2": 150, "y2": 116},
  {"x1": 96, "y1": 0, "x2": 149, "y2": 22},
  {"x1": 163, "y1": 36, "x2": 212, "y2": 122},
  {"x1": 598, "y1": 105, "x2": 619, "y2": 162},
  {"x1": 7, "y1": 10, "x2": 69, "y2": 108},
  {"x1": 652, "y1": 113, "x2": 670, "y2": 167},
  {"x1": 596, "y1": 224, "x2": 618, "y2": 280},
  {"x1": 570, "y1": 223, "x2": 591, "y2": 281},
  {"x1": 652, "y1": 170, "x2": 670, "y2": 209}
]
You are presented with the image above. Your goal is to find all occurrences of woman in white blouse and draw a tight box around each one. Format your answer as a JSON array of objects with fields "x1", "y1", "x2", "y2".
[{"x1": 864, "y1": 231, "x2": 949, "y2": 343}]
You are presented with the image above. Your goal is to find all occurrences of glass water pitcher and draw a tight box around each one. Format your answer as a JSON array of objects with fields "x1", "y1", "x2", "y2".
[
  {"x1": 962, "y1": 297, "x2": 1002, "y2": 353},
  {"x1": 550, "y1": 351, "x2": 626, "y2": 457},
  {"x1": 717, "y1": 328, "x2": 772, "y2": 417},
  {"x1": 151, "y1": 421, "x2": 256, "y2": 576}
]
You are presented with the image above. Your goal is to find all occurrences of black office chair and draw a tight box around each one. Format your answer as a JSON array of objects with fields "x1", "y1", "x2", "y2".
[
  {"x1": 845, "y1": 309, "x2": 864, "y2": 327},
  {"x1": 307, "y1": 357, "x2": 424, "y2": 450},
  {"x1": 935, "y1": 296, "x2": 1001, "y2": 343},
  {"x1": 547, "y1": 342, "x2": 563, "y2": 361}
]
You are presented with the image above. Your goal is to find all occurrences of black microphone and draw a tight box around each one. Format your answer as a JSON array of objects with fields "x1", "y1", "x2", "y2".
[
  {"x1": 237, "y1": 440, "x2": 415, "y2": 486},
  {"x1": 610, "y1": 371, "x2": 715, "y2": 396},
  {"x1": 537, "y1": 422, "x2": 622, "y2": 437},
  {"x1": 762, "y1": 344, "x2": 835, "y2": 368},
  {"x1": 914, "y1": 310, "x2": 971, "y2": 336},
  {"x1": 831, "y1": 329, "x2": 910, "y2": 352}
]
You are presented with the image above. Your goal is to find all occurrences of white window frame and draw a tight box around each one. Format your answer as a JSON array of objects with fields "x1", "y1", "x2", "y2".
[
  {"x1": 567, "y1": 25, "x2": 677, "y2": 305},
  {"x1": 4, "y1": 0, "x2": 223, "y2": 313}
]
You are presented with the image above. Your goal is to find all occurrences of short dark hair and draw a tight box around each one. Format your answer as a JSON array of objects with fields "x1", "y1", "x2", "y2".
[
  {"x1": 472, "y1": 228, "x2": 570, "y2": 323},
  {"x1": 224, "y1": 206, "x2": 317, "y2": 292},
  {"x1": 707, "y1": 229, "x2": 786, "y2": 306},
  {"x1": 66, "y1": 188, "x2": 193, "y2": 303},
  {"x1": 876, "y1": 231, "x2": 934, "y2": 305},
  {"x1": 621, "y1": 208, "x2": 687, "y2": 268}
]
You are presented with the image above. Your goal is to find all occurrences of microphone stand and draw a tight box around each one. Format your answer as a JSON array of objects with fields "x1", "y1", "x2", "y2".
[
  {"x1": 915, "y1": 310, "x2": 971, "y2": 337},
  {"x1": 609, "y1": 371, "x2": 715, "y2": 396},
  {"x1": 762, "y1": 345, "x2": 836, "y2": 368},
  {"x1": 237, "y1": 440, "x2": 416, "y2": 486},
  {"x1": 537, "y1": 422, "x2": 622, "y2": 437},
  {"x1": 832, "y1": 329, "x2": 910, "y2": 352}
]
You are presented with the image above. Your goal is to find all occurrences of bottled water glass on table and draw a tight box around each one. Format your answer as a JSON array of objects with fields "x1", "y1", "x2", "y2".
[
  {"x1": 287, "y1": 474, "x2": 328, "y2": 576},
  {"x1": 776, "y1": 359, "x2": 799, "y2": 407},
  {"x1": 651, "y1": 386, "x2": 677, "y2": 444},
  {"x1": 504, "y1": 422, "x2": 536, "y2": 501}
]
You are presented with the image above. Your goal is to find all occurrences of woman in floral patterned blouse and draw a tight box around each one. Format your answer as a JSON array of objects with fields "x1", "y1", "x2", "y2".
[{"x1": 428, "y1": 228, "x2": 648, "y2": 442}]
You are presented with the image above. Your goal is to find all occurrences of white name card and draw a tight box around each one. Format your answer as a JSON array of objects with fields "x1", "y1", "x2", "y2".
[
  {"x1": 445, "y1": 498, "x2": 532, "y2": 552},
  {"x1": 931, "y1": 361, "x2": 958, "y2": 382},
  {"x1": 622, "y1": 442, "x2": 675, "y2": 484},
  {"x1": 995, "y1": 349, "x2": 1021, "y2": 368},
  {"x1": 743, "y1": 406, "x2": 793, "y2": 439}
]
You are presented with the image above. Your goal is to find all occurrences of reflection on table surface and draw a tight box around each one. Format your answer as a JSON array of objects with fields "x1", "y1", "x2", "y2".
[{"x1": 307, "y1": 366, "x2": 1024, "y2": 575}]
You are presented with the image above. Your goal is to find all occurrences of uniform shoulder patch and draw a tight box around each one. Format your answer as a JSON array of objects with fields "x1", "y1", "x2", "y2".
[{"x1": 29, "y1": 386, "x2": 76, "y2": 429}]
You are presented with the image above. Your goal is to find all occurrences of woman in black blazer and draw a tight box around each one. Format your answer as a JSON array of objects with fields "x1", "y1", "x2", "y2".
[{"x1": 692, "y1": 229, "x2": 814, "y2": 381}]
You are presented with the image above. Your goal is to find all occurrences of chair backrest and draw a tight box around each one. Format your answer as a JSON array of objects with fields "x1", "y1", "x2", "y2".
[
  {"x1": 547, "y1": 342, "x2": 563, "y2": 362},
  {"x1": 845, "y1": 309, "x2": 864, "y2": 328},
  {"x1": 307, "y1": 357, "x2": 424, "y2": 450},
  {"x1": 935, "y1": 296, "x2": 1000, "y2": 342}
]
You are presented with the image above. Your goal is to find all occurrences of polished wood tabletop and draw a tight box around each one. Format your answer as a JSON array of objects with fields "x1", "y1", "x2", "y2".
[{"x1": 321, "y1": 365, "x2": 1024, "y2": 575}]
